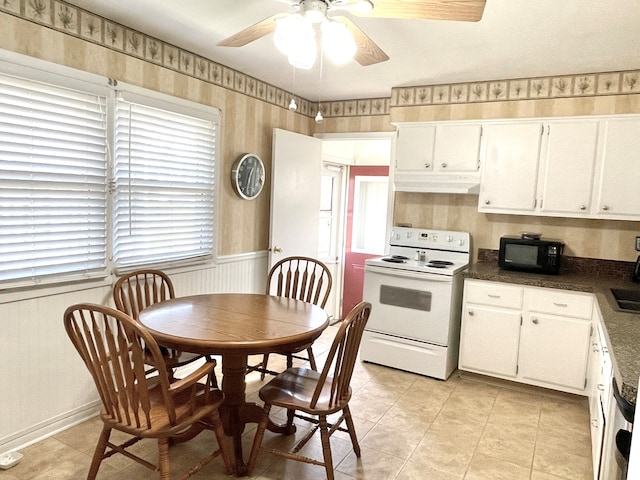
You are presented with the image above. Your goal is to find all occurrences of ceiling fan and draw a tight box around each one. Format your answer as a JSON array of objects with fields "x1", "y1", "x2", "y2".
[{"x1": 217, "y1": 0, "x2": 487, "y2": 67}]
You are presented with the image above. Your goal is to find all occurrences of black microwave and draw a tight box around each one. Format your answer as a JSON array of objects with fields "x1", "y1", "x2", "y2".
[{"x1": 498, "y1": 236, "x2": 564, "y2": 274}]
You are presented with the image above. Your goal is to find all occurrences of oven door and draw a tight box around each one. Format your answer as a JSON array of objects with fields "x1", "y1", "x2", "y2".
[{"x1": 363, "y1": 264, "x2": 455, "y2": 346}]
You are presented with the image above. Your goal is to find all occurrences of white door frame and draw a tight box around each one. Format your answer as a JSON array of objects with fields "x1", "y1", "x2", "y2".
[{"x1": 315, "y1": 131, "x2": 395, "y2": 318}]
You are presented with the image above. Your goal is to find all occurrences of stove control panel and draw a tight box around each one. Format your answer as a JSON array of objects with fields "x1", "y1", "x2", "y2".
[{"x1": 391, "y1": 227, "x2": 469, "y2": 252}]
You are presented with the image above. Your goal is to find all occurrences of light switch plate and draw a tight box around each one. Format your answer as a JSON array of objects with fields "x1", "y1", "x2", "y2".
[{"x1": 636, "y1": 236, "x2": 640, "y2": 251}]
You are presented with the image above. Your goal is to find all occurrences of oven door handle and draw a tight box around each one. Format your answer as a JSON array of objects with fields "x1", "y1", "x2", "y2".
[{"x1": 365, "y1": 265, "x2": 454, "y2": 282}]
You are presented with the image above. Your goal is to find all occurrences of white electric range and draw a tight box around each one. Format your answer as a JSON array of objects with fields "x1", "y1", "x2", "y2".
[{"x1": 361, "y1": 226, "x2": 471, "y2": 380}]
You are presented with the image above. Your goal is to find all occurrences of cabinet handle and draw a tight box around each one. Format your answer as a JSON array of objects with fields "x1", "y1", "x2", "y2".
[
  {"x1": 441, "y1": 162, "x2": 447, "y2": 168},
  {"x1": 468, "y1": 310, "x2": 474, "y2": 316},
  {"x1": 532, "y1": 318, "x2": 539, "y2": 324},
  {"x1": 579, "y1": 205, "x2": 586, "y2": 210},
  {"x1": 602, "y1": 205, "x2": 609, "y2": 211},
  {"x1": 488, "y1": 294, "x2": 501, "y2": 299},
  {"x1": 484, "y1": 200, "x2": 490, "y2": 205},
  {"x1": 424, "y1": 163, "x2": 431, "y2": 168},
  {"x1": 553, "y1": 302, "x2": 568, "y2": 307},
  {"x1": 592, "y1": 420, "x2": 599, "y2": 428},
  {"x1": 602, "y1": 346, "x2": 609, "y2": 354},
  {"x1": 597, "y1": 384, "x2": 605, "y2": 391}
]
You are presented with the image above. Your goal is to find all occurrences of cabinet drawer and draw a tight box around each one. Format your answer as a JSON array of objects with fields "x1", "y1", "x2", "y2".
[
  {"x1": 464, "y1": 281, "x2": 523, "y2": 309},
  {"x1": 528, "y1": 288, "x2": 593, "y2": 319}
]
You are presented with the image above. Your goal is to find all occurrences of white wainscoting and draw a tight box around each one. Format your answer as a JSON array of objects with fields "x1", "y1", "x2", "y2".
[{"x1": 0, "y1": 251, "x2": 268, "y2": 453}]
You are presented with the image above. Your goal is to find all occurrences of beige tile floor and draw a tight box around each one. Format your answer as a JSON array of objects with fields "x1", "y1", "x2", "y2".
[{"x1": 0, "y1": 325, "x2": 593, "y2": 480}]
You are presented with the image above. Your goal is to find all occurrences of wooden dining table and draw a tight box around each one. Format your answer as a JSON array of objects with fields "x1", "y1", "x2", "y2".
[{"x1": 138, "y1": 292, "x2": 330, "y2": 476}]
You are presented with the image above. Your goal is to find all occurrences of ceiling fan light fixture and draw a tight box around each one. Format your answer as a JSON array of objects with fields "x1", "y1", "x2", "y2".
[
  {"x1": 301, "y1": 0, "x2": 328, "y2": 24},
  {"x1": 321, "y1": 20, "x2": 357, "y2": 64},
  {"x1": 274, "y1": 14, "x2": 313, "y2": 55}
]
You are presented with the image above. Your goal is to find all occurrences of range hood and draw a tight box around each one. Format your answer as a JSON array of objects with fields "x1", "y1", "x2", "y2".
[{"x1": 394, "y1": 173, "x2": 480, "y2": 194}]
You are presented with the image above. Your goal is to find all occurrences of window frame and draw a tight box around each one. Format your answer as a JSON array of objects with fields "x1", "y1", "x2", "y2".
[{"x1": 0, "y1": 50, "x2": 221, "y2": 294}]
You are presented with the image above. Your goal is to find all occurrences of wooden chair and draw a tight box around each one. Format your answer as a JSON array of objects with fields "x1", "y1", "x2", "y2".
[
  {"x1": 64, "y1": 303, "x2": 233, "y2": 480},
  {"x1": 249, "y1": 256, "x2": 332, "y2": 379},
  {"x1": 247, "y1": 301, "x2": 371, "y2": 480},
  {"x1": 113, "y1": 269, "x2": 204, "y2": 378}
]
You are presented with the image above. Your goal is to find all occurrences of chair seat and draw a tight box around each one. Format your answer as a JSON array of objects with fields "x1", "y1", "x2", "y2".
[
  {"x1": 259, "y1": 367, "x2": 350, "y2": 415},
  {"x1": 102, "y1": 383, "x2": 224, "y2": 438}
]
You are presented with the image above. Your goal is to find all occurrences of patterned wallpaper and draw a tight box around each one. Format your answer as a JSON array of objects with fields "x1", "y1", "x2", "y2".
[
  {"x1": 2, "y1": 0, "x2": 639, "y2": 118},
  {"x1": 390, "y1": 70, "x2": 640, "y2": 107}
]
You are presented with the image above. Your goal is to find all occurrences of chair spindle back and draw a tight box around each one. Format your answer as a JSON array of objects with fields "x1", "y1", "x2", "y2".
[
  {"x1": 64, "y1": 303, "x2": 176, "y2": 429},
  {"x1": 267, "y1": 256, "x2": 332, "y2": 308},
  {"x1": 113, "y1": 270, "x2": 175, "y2": 321},
  {"x1": 310, "y1": 301, "x2": 371, "y2": 410}
]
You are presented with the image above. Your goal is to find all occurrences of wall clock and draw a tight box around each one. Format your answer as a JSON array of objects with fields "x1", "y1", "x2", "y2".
[{"x1": 231, "y1": 153, "x2": 265, "y2": 200}]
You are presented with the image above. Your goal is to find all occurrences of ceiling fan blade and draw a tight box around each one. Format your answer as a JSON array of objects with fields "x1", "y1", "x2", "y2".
[
  {"x1": 217, "y1": 14, "x2": 285, "y2": 47},
  {"x1": 334, "y1": 16, "x2": 389, "y2": 66},
  {"x1": 357, "y1": 0, "x2": 486, "y2": 22}
]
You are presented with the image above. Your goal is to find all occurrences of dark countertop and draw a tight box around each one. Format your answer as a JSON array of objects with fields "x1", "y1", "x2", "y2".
[{"x1": 465, "y1": 263, "x2": 640, "y2": 405}]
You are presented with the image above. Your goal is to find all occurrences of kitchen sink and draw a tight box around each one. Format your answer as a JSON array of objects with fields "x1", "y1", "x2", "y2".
[{"x1": 609, "y1": 288, "x2": 640, "y2": 313}]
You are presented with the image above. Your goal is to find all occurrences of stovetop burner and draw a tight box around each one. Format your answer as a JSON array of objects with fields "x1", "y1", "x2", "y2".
[
  {"x1": 381, "y1": 257, "x2": 406, "y2": 263},
  {"x1": 392, "y1": 255, "x2": 409, "y2": 260},
  {"x1": 427, "y1": 260, "x2": 454, "y2": 267}
]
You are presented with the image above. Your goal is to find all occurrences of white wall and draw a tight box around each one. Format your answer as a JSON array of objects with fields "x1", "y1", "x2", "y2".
[{"x1": 0, "y1": 252, "x2": 268, "y2": 452}]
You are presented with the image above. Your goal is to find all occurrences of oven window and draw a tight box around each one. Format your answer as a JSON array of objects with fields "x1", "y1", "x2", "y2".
[{"x1": 380, "y1": 285, "x2": 432, "y2": 311}]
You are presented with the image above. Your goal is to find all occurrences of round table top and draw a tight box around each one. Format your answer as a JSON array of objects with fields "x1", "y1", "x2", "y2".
[{"x1": 139, "y1": 293, "x2": 330, "y2": 355}]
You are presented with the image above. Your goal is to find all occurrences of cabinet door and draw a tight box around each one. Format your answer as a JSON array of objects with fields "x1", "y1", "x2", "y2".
[
  {"x1": 540, "y1": 120, "x2": 599, "y2": 215},
  {"x1": 395, "y1": 125, "x2": 436, "y2": 171},
  {"x1": 433, "y1": 124, "x2": 482, "y2": 172},
  {"x1": 478, "y1": 122, "x2": 543, "y2": 212},
  {"x1": 459, "y1": 304, "x2": 521, "y2": 378},
  {"x1": 519, "y1": 313, "x2": 591, "y2": 390},
  {"x1": 596, "y1": 117, "x2": 640, "y2": 217}
]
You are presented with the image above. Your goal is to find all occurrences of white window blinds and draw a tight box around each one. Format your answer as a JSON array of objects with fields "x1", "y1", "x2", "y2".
[
  {"x1": 0, "y1": 73, "x2": 108, "y2": 285},
  {"x1": 113, "y1": 96, "x2": 217, "y2": 269}
]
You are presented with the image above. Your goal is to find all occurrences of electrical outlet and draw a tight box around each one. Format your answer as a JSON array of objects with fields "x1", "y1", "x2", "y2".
[{"x1": 636, "y1": 236, "x2": 640, "y2": 251}]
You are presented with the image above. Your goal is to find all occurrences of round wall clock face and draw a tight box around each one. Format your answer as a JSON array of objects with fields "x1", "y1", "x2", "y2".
[{"x1": 231, "y1": 154, "x2": 265, "y2": 200}]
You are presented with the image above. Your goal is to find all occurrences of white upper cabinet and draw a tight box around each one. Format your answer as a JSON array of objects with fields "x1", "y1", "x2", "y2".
[
  {"x1": 395, "y1": 124, "x2": 436, "y2": 171},
  {"x1": 395, "y1": 123, "x2": 481, "y2": 173},
  {"x1": 539, "y1": 120, "x2": 600, "y2": 215},
  {"x1": 596, "y1": 117, "x2": 640, "y2": 218},
  {"x1": 432, "y1": 124, "x2": 482, "y2": 172},
  {"x1": 478, "y1": 121, "x2": 543, "y2": 212}
]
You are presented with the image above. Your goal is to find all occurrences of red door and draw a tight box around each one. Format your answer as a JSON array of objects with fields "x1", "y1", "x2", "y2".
[{"x1": 341, "y1": 165, "x2": 389, "y2": 319}]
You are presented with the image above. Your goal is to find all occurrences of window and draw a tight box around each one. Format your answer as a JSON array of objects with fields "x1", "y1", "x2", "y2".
[
  {"x1": 351, "y1": 176, "x2": 388, "y2": 254},
  {"x1": 112, "y1": 94, "x2": 218, "y2": 269},
  {"x1": 0, "y1": 59, "x2": 220, "y2": 288},
  {"x1": 0, "y1": 72, "x2": 108, "y2": 286}
]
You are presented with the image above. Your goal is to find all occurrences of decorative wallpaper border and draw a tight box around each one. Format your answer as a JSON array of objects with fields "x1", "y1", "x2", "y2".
[
  {"x1": 1, "y1": 0, "x2": 639, "y2": 118},
  {"x1": 391, "y1": 70, "x2": 640, "y2": 107}
]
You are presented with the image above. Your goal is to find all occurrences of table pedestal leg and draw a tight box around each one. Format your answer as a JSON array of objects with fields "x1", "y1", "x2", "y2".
[
  {"x1": 220, "y1": 353, "x2": 299, "y2": 476},
  {"x1": 220, "y1": 353, "x2": 250, "y2": 476}
]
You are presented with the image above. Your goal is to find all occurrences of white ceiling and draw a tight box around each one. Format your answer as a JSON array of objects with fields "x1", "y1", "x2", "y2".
[{"x1": 65, "y1": 0, "x2": 640, "y2": 102}]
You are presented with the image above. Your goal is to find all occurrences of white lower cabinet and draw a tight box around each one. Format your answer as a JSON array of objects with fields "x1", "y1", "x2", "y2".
[
  {"x1": 588, "y1": 307, "x2": 614, "y2": 480},
  {"x1": 459, "y1": 305, "x2": 521, "y2": 377},
  {"x1": 519, "y1": 312, "x2": 592, "y2": 390},
  {"x1": 460, "y1": 279, "x2": 593, "y2": 394}
]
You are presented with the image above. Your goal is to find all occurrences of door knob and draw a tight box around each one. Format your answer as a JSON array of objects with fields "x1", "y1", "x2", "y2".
[{"x1": 272, "y1": 246, "x2": 283, "y2": 253}]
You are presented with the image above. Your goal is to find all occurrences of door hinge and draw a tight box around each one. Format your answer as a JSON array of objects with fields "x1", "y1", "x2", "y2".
[
  {"x1": 590, "y1": 325, "x2": 594, "y2": 337},
  {"x1": 516, "y1": 365, "x2": 519, "y2": 375},
  {"x1": 520, "y1": 316, "x2": 523, "y2": 325},
  {"x1": 584, "y1": 377, "x2": 588, "y2": 389}
]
